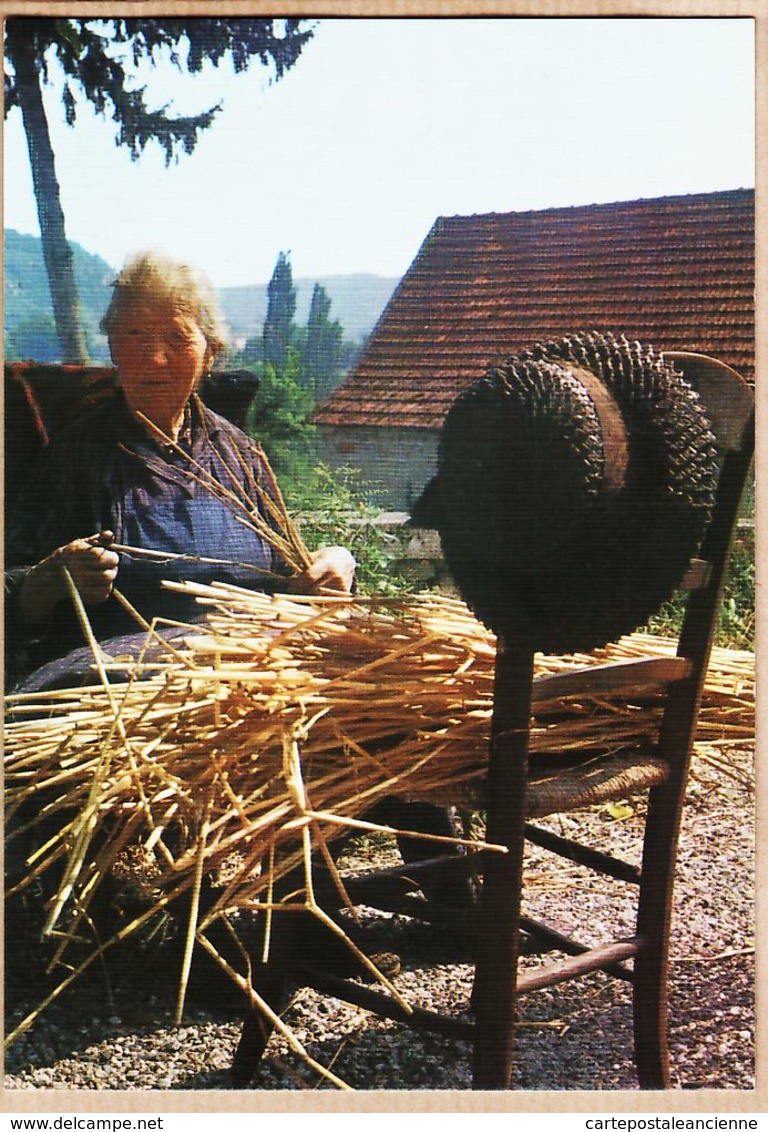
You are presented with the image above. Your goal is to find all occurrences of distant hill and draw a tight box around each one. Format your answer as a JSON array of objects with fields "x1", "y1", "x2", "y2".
[
  {"x1": 4, "y1": 230, "x2": 400, "y2": 363},
  {"x1": 4, "y1": 230, "x2": 116, "y2": 362}
]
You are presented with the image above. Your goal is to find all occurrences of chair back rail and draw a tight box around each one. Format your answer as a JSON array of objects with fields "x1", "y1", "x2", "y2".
[{"x1": 532, "y1": 655, "x2": 691, "y2": 703}]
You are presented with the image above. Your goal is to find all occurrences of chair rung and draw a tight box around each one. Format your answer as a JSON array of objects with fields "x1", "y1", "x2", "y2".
[
  {"x1": 341, "y1": 860, "x2": 433, "y2": 903},
  {"x1": 298, "y1": 940, "x2": 640, "y2": 1037},
  {"x1": 297, "y1": 964, "x2": 475, "y2": 1039},
  {"x1": 520, "y1": 915, "x2": 635, "y2": 981},
  {"x1": 341, "y1": 854, "x2": 476, "y2": 920},
  {"x1": 345, "y1": 853, "x2": 472, "y2": 890},
  {"x1": 517, "y1": 937, "x2": 642, "y2": 994},
  {"x1": 524, "y1": 823, "x2": 642, "y2": 883}
]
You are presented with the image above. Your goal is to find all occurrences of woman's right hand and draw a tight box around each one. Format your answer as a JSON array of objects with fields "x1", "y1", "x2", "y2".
[{"x1": 19, "y1": 532, "x2": 120, "y2": 625}]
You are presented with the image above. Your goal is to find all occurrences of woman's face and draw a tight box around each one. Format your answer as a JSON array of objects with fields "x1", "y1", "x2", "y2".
[{"x1": 109, "y1": 300, "x2": 213, "y2": 432}]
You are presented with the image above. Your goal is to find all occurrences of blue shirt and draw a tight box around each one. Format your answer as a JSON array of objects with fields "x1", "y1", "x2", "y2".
[{"x1": 5, "y1": 392, "x2": 292, "y2": 685}]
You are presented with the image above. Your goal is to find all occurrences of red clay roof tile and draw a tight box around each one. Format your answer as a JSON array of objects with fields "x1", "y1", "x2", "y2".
[{"x1": 315, "y1": 189, "x2": 754, "y2": 430}]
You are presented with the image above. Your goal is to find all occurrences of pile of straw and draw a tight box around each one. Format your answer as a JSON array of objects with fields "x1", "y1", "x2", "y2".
[{"x1": 4, "y1": 584, "x2": 754, "y2": 1078}]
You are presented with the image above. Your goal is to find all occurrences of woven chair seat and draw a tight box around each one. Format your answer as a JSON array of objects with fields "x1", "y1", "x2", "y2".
[
  {"x1": 433, "y1": 748, "x2": 672, "y2": 815},
  {"x1": 527, "y1": 750, "x2": 671, "y2": 819}
]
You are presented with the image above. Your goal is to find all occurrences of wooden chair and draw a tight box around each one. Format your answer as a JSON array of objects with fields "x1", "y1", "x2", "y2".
[
  {"x1": 4, "y1": 362, "x2": 260, "y2": 504},
  {"x1": 232, "y1": 353, "x2": 753, "y2": 1089}
]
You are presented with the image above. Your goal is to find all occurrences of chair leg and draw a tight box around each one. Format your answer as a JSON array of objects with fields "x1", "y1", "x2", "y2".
[
  {"x1": 231, "y1": 963, "x2": 292, "y2": 1087},
  {"x1": 471, "y1": 812, "x2": 527, "y2": 1088},
  {"x1": 633, "y1": 780, "x2": 682, "y2": 1089},
  {"x1": 471, "y1": 642, "x2": 534, "y2": 1089}
]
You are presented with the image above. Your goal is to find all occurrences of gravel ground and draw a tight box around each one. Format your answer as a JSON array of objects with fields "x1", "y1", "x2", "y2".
[{"x1": 4, "y1": 745, "x2": 754, "y2": 1093}]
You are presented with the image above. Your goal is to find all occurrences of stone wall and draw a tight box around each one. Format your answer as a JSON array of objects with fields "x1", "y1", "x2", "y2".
[
  {"x1": 315, "y1": 424, "x2": 439, "y2": 510},
  {"x1": 346, "y1": 510, "x2": 457, "y2": 593}
]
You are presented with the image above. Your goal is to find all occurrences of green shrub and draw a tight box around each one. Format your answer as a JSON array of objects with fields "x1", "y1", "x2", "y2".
[
  {"x1": 244, "y1": 353, "x2": 316, "y2": 480},
  {"x1": 647, "y1": 522, "x2": 755, "y2": 650},
  {"x1": 286, "y1": 464, "x2": 419, "y2": 596}
]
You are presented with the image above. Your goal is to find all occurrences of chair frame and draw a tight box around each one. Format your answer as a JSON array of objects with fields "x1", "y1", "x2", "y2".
[{"x1": 233, "y1": 353, "x2": 754, "y2": 1090}]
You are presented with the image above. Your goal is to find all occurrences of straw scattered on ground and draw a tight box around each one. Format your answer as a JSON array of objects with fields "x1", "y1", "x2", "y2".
[{"x1": 4, "y1": 585, "x2": 755, "y2": 1087}]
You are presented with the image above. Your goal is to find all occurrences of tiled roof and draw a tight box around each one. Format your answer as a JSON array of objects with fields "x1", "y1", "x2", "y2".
[{"x1": 315, "y1": 189, "x2": 754, "y2": 430}]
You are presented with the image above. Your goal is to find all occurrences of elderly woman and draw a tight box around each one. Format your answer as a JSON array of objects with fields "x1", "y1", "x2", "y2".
[
  {"x1": 5, "y1": 252, "x2": 355, "y2": 690},
  {"x1": 5, "y1": 254, "x2": 473, "y2": 1009}
]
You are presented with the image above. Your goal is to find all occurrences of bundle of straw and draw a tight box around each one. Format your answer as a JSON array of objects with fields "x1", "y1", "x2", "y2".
[{"x1": 4, "y1": 585, "x2": 754, "y2": 1075}]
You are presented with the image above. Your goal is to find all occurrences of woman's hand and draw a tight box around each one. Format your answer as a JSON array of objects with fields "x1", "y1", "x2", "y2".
[
  {"x1": 291, "y1": 547, "x2": 357, "y2": 595},
  {"x1": 19, "y1": 532, "x2": 120, "y2": 624}
]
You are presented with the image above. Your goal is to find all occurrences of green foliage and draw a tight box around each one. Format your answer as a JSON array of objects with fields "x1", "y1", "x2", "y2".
[
  {"x1": 285, "y1": 464, "x2": 416, "y2": 597},
  {"x1": 244, "y1": 351, "x2": 316, "y2": 480},
  {"x1": 238, "y1": 253, "x2": 357, "y2": 400},
  {"x1": 5, "y1": 315, "x2": 60, "y2": 362},
  {"x1": 303, "y1": 283, "x2": 344, "y2": 400},
  {"x1": 217, "y1": 275, "x2": 397, "y2": 348},
  {"x1": 647, "y1": 523, "x2": 755, "y2": 650},
  {"x1": 717, "y1": 529, "x2": 755, "y2": 648},
  {"x1": 241, "y1": 256, "x2": 349, "y2": 484},
  {"x1": 4, "y1": 229, "x2": 114, "y2": 362}
]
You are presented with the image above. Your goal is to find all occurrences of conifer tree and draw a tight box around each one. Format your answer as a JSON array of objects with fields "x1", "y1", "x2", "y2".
[
  {"x1": 303, "y1": 282, "x2": 343, "y2": 400},
  {"x1": 262, "y1": 251, "x2": 297, "y2": 372}
]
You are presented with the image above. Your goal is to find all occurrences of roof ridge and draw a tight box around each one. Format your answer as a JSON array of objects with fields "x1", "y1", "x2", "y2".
[{"x1": 436, "y1": 187, "x2": 754, "y2": 226}]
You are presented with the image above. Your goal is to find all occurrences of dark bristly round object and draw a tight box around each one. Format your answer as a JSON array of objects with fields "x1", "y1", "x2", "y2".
[{"x1": 433, "y1": 331, "x2": 719, "y2": 653}]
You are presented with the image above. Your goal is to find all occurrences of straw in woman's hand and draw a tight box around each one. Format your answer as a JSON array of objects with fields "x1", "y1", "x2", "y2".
[{"x1": 107, "y1": 541, "x2": 291, "y2": 581}]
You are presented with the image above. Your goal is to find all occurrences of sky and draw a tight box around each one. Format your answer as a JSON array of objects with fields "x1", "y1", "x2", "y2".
[{"x1": 3, "y1": 16, "x2": 756, "y2": 289}]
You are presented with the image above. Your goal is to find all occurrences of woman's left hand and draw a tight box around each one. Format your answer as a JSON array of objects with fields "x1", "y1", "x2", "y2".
[{"x1": 292, "y1": 547, "x2": 356, "y2": 594}]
